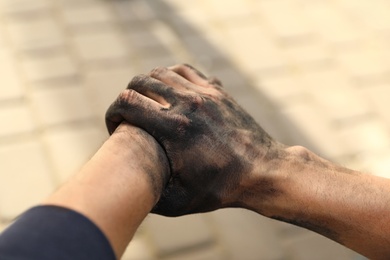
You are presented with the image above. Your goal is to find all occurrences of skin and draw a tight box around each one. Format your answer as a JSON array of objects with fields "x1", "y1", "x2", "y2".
[
  {"x1": 43, "y1": 124, "x2": 170, "y2": 259},
  {"x1": 105, "y1": 64, "x2": 282, "y2": 216},
  {"x1": 103, "y1": 64, "x2": 390, "y2": 259},
  {"x1": 268, "y1": 147, "x2": 390, "y2": 259}
]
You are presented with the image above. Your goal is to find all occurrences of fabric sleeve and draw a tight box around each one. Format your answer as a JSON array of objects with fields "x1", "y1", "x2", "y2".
[{"x1": 0, "y1": 205, "x2": 116, "y2": 260}]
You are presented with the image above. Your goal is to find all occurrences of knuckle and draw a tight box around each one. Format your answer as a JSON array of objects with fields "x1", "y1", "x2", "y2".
[
  {"x1": 185, "y1": 64, "x2": 208, "y2": 79},
  {"x1": 150, "y1": 66, "x2": 168, "y2": 78},
  {"x1": 118, "y1": 89, "x2": 138, "y2": 104},
  {"x1": 171, "y1": 63, "x2": 189, "y2": 70},
  {"x1": 209, "y1": 76, "x2": 223, "y2": 87},
  {"x1": 182, "y1": 63, "x2": 194, "y2": 70},
  {"x1": 128, "y1": 74, "x2": 149, "y2": 90},
  {"x1": 187, "y1": 95, "x2": 205, "y2": 112},
  {"x1": 192, "y1": 95, "x2": 204, "y2": 106}
]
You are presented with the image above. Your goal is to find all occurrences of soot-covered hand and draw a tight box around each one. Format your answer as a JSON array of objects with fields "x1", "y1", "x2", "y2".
[{"x1": 105, "y1": 64, "x2": 279, "y2": 216}]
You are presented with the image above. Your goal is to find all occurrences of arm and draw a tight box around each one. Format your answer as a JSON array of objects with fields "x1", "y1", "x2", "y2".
[
  {"x1": 43, "y1": 123, "x2": 169, "y2": 259},
  {"x1": 246, "y1": 145, "x2": 390, "y2": 259},
  {"x1": 106, "y1": 64, "x2": 390, "y2": 259}
]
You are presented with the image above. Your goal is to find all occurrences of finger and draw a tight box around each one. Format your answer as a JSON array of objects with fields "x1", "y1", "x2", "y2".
[
  {"x1": 149, "y1": 66, "x2": 203, "y2": 94},
  {"x1": 208, "y1": 76, "x2": 223, "y2": 87},
  {"x1": 105, "y1": 89, "x2": 172, "y2": 136},
  {"x1": 168, "y1": 64, "x2": 212, "y2": 88},
  {"x1": 128, "y1": 74, "x2": 188, "y2": 107}
]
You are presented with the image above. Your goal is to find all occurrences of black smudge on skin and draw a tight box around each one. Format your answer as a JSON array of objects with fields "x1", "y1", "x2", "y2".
[{"x1": 107, "y1": 72, "x2": 279, "y2": 216}]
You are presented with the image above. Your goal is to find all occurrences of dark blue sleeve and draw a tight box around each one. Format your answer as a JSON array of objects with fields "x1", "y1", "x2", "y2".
[{"x1": 0, "y1": 205, "x2": 116, "y2": 260}]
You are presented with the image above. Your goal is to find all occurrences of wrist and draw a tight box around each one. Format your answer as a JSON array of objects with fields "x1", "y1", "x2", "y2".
[
  {"x1": 239, "y1": 145, "x2": 310, "y2": 217},
  {"x1": 108, "y1": 123, "x2": 171, "y2": 202},
  {"x1": 44, "y1": 123, "x2": 170, "y2": 258}
]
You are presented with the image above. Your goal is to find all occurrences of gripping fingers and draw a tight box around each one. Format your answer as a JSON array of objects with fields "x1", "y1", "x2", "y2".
[
  {"x1": 149, "y1": 66, "x2": 201, "y2": 93},
  {"x1": 208, "y1": 76, "x2": 223, "y2": 87},
  {"x1": 128, "y1": 74, "x2": 187, "y2": 107},
  {"x1": 168, "y1": 64, "x2": 220, "y2": 88},
  {"x1": 105, "y1": 89, "x2": 167, "y2": 135}
]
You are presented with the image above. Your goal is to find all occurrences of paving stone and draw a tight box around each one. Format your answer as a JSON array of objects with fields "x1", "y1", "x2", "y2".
[
  {"x1": 150, "y1": 20, "x2": 189, "y2": 59},
  {"x1": 335, "y1": 43, "x2": 390, "y2": 79},
  {"x1": 302, "y1": 1, "x2": 362, "y2": 44},
  {"x1": 165, "y1": 245, "x2": 224, "y2": 260},
  {"x1": 283, "y1": 232, "x2": 358, "y2": 260},
  {"x1": 258, "y1": 0, "x2": 313, "y2": 40},
  {"x1": 121, "y1": 234, "x2": 156, "y2": 260},
  {"x1": 234, "y1": 91, "x2": 282, "y2": 133},
  {"x1": 223, "y1": 23, "x2": 287, "y2": 73},
  {"x1": 279, "y1": 101, "x2": 347, "y2": 158},
  {"x1": 337, "y1": 119, "x2": 390, "y2": 155},
  {"x1": 168, "y1": 7, "x2": 217, "y2": 34},
  {"x1": 359, "y1": 84, "x2": 390, "y2": 127},
  {"x1": 181, "y1": 34, "x2": 227, "y2": 66},
  {"x1": 42, "y1": 125, "x2": 106, "y2": 184},
  {"x1": 59, "y1": 2, "x2": 114, "y2": 27},
  {"x1": 300, "y1": 69, "x2": 372, "y2": 121},
  {"x1": 110, "y1": 0, "x2": 157, "y2": 23},
  {"x1": 5, "y1": 15, "x2": 64, "y2": 51},
  {"x1": 110, "y1": 1, "x2": 140, "y2": 23},
  {"x1": 160, "y1": 0, "x2": 191, "y2": 10},
  {"x1": 21, "y1": 53, "x2": 78, "y2": 82},
  {"x1": 0, "y1": 50, "x2": 24, "y2": 100},
  {"x1": 209, "y1": 209, "x2": 285, "y2": 260},
  {"x1": 55, "y1": 0, "x2": 97, "y2": 8},
  {"x1": 84, "y1": 66, "x2": 136, "y2": 117},
  {"x1": 0, "y1": 0, "x2": 50, "y2": 14},
  {"x1": 137, "y1": 55, "x2": 178, "y2": 73},
  {"x1": 0, "y1": 103, "x2": 35, "y2": 137},
  {"x1": 30, "y1": 85, "x2": 94, "y2": 126},
  {"x1": 360, "y1": 150, "x2": 390, "y2": 179},
  {"x1": 337, "y1": 0, "x2": 390, "y2": 31},
  {"x1": 71, "y1": 30, "x2": 129, "y2": 62},
  {"x1": 145, "y1": 214, "x2": 213, "y2": 257},
  {"x1": 255, "y1": 72, "x2": 305, "y2": 105},
  {"x1": 0, "y1": 139, "x2": 54, "y2": 219},
  {"x1": 109, "y1": 0, "x2": 157, "y2": 22},
  {"x1": 206, "y1": 0, "x2": 254, "y2": 20},
  {"x1": 209, "y1": 65, "x2": 254, "y2": 96},
  {"x1": 282, "y1": 41, "x2": 331, "y2": 68},
  {"x1": 126, "y1": 27, "x2": 172, "y2": 57},
  {"x1": 157, "y1": 9, "x2": 202, "y2": 39},
  {"x1": 0, "y1": 27, "x2": 6, "y2": 48}
]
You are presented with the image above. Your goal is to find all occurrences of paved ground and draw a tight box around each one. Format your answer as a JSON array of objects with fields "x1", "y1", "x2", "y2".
[{"x1": 1, "y1": 0, "x2": 390, "y2": 259}]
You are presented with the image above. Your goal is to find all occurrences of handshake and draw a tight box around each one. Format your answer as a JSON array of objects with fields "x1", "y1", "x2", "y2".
[
  {"x1": 105, "y1": 64, "x2": 283, "y2": 218},
  {"x1": 103, "y1": 64, "x2": 390, "y2": 259},
  {"x1": 0, "y1": 65, "x2": 384, "y2": 260}
]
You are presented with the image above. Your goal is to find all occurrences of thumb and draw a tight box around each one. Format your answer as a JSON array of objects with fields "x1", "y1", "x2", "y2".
[{"x1": 105, "y1": 89, "x2": 186, "y2": 139}]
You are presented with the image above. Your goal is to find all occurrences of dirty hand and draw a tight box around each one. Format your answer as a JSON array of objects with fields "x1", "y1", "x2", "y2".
[{"x1": 105, "y1": 64, "x2": 283, "y2": 216}]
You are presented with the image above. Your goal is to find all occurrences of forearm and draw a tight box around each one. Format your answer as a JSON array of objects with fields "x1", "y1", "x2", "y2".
[
  {"x1": 246, "y1": 146, "x2": 390, "y2": 259},
  {"x1": 43, "y1": 124, "x2": 169, "y2": 258}
]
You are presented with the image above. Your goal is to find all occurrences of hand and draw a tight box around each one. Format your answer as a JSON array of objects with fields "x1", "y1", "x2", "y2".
[{"x1": 105, "y1": 64, "x2": 283, "y2": 216}]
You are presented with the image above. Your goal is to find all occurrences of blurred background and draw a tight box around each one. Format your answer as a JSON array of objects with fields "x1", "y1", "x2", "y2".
[{"x1": 0, "y1": 0, "x2": 389, "y2": 259}]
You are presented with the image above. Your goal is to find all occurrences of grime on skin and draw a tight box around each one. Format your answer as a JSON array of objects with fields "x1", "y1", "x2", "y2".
[{"x1": 105, "y1": 64, "x2": 280, "y2": 217}]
